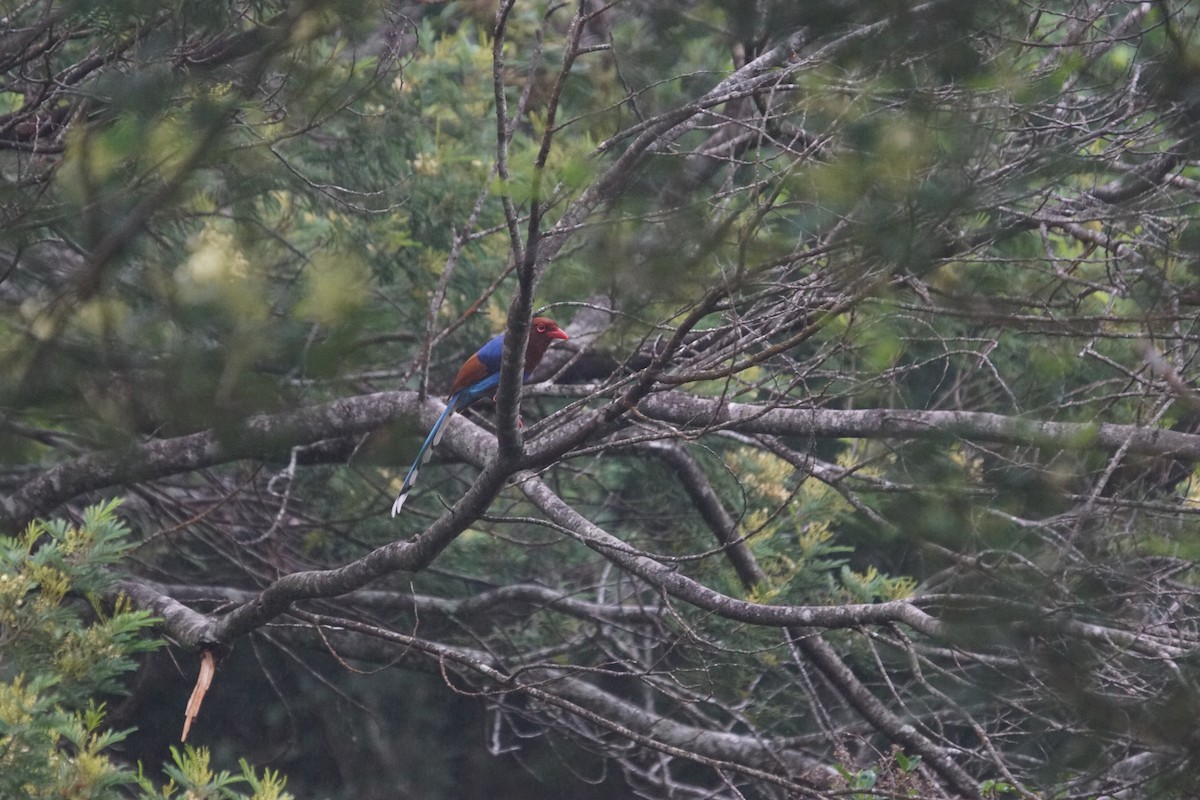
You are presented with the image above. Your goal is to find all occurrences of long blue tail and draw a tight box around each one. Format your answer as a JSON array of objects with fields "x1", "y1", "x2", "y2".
[{"x1": 391, "y1": 393, "x2": 462, "y2": 517}]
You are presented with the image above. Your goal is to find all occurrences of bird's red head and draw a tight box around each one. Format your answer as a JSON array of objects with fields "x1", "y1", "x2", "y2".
[
  {"x1": 532, "y1": 317, "x2": 569, "y2": 342},
  {"x1": 524, "y1": 317, "x2": 569, "y2": 373}
]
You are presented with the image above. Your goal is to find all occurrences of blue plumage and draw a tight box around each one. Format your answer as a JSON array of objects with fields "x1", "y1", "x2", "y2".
[{"x1": 390, "y1": 318, "x2": 568, "y2": 517}]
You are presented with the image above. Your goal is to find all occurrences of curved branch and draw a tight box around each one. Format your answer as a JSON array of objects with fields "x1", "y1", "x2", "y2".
[
  {"x1": 200, "y1": 450, "x2": 519, "y2": 646},
  {"x1": 517, "y1": 474, "x2": 945, "y2": 635}
]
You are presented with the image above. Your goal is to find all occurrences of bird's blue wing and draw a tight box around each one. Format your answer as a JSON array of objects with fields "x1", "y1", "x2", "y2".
[
  {"x1": 473, "y1": 333, "x2": 505, "y2": 373},
  {"x1": 456, "y1": 332, "x2": 510, "y2": 405}
]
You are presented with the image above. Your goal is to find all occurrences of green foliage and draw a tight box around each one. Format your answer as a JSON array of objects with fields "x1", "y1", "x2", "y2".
[
  {"x1": 834, "y1": 763, "x2": 877, "y2": 798},
  {"x1": 832, "y1": 747, "x2": 933, "y2": 799},
  {"x1": 0, "y1": 499, "x2": 157, "y2": 705},
  {"x1": 733, "y1": 449, "x2": 915, "y2": 605},
  {"x1": 143, "y1": 747, "x2": 293, "y2": 800},
  {"x1": 981, "y1": 778, "x2": 1018, "y2": 798},
  {"x1": 0, "y1": 502, "x2": 291, "y2": 800}
]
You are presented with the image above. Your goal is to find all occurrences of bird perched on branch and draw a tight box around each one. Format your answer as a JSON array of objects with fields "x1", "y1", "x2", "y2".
[{"x1": 391, "y1": 317, "x2": 569, "y2": 517}]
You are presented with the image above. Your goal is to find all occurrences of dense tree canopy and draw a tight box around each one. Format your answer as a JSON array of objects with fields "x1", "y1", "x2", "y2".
[{"x1": 5, "y1": 0, "x2": 1200, "y2": 797}]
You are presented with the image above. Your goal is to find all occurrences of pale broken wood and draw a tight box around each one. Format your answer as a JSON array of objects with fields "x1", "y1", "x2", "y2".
[{"x1": 181, "y1": 649, "x2": 216, "y2": 742}]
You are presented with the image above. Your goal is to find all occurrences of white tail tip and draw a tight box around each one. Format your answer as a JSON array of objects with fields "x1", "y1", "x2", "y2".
[{"x1": 390, "y1": 492, "x2": 408, "y2": 517}]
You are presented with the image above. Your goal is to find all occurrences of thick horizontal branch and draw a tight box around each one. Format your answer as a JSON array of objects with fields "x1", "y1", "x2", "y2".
[
  {"x1": 121, "y1": 579, "x2": 662, "y2": 629},
  {"x1": 13, "y1": 384, "x2": 1200, "y2": 532},
  {"x1": 634, "y1": 392, "x2": 1200, "y2": 460},
  {"x1": 0, "y1": 391, "x2": 474, "y2": 531}
]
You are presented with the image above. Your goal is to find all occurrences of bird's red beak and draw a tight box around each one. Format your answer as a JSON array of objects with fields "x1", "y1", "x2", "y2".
[{"x1": 549, "y1": 327, "x2": 569, "y2": 340}]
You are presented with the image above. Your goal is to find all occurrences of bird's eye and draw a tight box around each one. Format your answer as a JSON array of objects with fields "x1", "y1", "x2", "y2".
[{"x1": 536, "y1": 323, "x2": 546, "y2": 332}]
